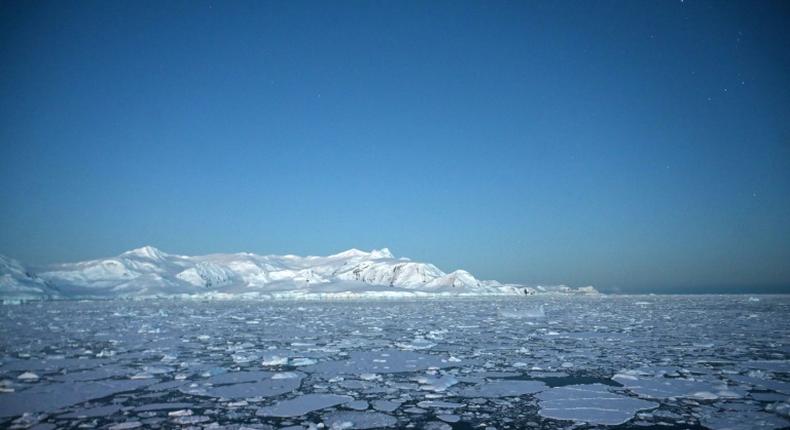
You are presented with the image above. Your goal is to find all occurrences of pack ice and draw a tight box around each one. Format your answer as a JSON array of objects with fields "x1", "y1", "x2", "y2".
[{"x1": 0, "y1": 295, "x2": 787, "y2": 429}]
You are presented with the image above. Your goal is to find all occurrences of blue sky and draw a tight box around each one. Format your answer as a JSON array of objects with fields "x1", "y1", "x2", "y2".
[{"x1": 1, "y1": 0, "x2": 788, "y2": 292}]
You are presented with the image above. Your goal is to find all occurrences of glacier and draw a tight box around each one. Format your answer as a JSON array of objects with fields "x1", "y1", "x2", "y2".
[{"x1": 0, "y1": 246, "x2": 597, "y2": 303}]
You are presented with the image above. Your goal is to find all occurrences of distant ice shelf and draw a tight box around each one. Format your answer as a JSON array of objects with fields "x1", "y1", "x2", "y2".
[{"x1": 0, "y1": 246, "x2": 598, "y2": 303}]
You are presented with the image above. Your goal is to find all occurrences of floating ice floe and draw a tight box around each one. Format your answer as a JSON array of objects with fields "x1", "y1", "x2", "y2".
[
  {"x1": 133, "y1": 402, "x2": 194, "y2": 412},
  {"x1": 50, "y1": 365, "x2": 130, "y2": 382},
  {"x1": 58, "y1": 404, "x2": 122, "y2": 418},
  {"x1": 372, "y1": 400, "x2": 401, "y2": 412},
  {"x1": 455, "y1": 380, "x2": 547, "y2": 398},
  {"x1": 395, "y1": 337, "x2": 437, "y2": 350},
  {"x1": 345, "y1": 400, "x2": 369, "y2": 410},
  {"x1": 2, "y1": 357, "x2": 107, "y2": 372},
  {"x1": 727, "y1": 374, "x2": 790, "y2": 394},
  {"x1": 0, "y1": 379, "x2": 154, "y2": 418},
  {"x1": 272, "y1": 371, "x2": 301, "y2": 380},
  {"x1": 256, "y1": 393, "x2": 354, "y2": 417},
  {"x1": 415, "y1": 374, "x2": 458, "y2": 392},
  {"x1": 437, "y1": 414, "x2": 460, "y2": 423},
  {"x1": 745, "y1": 360, "x2": 790, "y2": 373},
  {"x1": 146, "y1": 379, "x2": 185, "y2": 391},
  {"x1": 536, "y1": 383, "x2": 658, "y2": 425},
  {"x1": 0, "y1": 294, "x2": 788, "y2": 429},
  {"x1": 698, "y1": 403, "x2": 790, "y2": 430},
  {"x1": 613, "y1": 373, "x2": 743, "y2": 400},
  {"x1": 306, "y1": 350, "x2": 452, "y2": 375},
  {"x1": 196, "y1": 373, "x2": 303, "y2": 399}
]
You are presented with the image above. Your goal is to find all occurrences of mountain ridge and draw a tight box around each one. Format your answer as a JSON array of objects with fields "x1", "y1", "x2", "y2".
[{"x1": 0, "y1": 246, "x2": 598, "y2": 303}]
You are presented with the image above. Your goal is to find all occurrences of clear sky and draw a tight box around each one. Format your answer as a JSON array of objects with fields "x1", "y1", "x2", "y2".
[{"x1": 1, "y1": 0, "x2": 788, "y2": 293}]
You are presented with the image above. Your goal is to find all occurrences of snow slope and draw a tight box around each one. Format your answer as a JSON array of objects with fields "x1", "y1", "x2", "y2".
[
  {"x1": 0, "y1": 247, "x2": 598, "y2": 302},
  {"x1": 0, "y1": 255, "x2": 60, "y2": 303}
]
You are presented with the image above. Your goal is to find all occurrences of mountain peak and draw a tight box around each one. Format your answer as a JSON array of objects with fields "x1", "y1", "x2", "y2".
[
  {"x1": 122, "y1": 246, "x2": 167, "y2": 260},
  {"x1": 370, "y1": 248, "x2": 394, "y2": 259},
  {"x1": 329, "y1": 248, "x2": 395, "y2": 260},
  {"x1": 329, "y1": 248, "x2": 369, "y2": 259}
]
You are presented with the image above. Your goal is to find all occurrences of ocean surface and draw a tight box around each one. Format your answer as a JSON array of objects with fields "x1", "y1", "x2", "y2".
[{"x1": 1, "y1": 295, "x2": 788, "y2": 429}]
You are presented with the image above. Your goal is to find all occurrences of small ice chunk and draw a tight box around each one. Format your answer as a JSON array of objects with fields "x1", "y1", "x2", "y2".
[
  {"x1": 17, "y1": 372, "x2": 39, "y2": 381},
  {"x1": 322, "y1": 411, "x2": 397, "y2": 429},
  {"x1": 261, "y1": 353, "x2": 290, "y2": 366},
  {"x1": 415, "y1": 375, "x2": 458, "y2": 392},
  {"x1": 134, "y1": 402, "x2": 194, "y2": 412},
  {"x1": 421, "y1": 422, "x2": 452, "y2": 430},
  {"x1": 108, "y1": 422, "x2": 142, "y2": 430},
  {"x1": 290, "y1": 357, "x2": 317, "y2": 366},
  {"x1": 395, "y1": 337, "x2": 436, "y2": 350},
  {"x1": 232, "y1": 352, "x2": 258, "y2": 363},
  {"x1": 416, "y1": 401, "x2": 464, "y2": 409},
  {"x1": 173, "y1": 415, "x2": 210, "y2": 425}
]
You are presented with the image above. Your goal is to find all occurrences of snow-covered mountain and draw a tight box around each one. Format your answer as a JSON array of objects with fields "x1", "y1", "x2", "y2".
[
  {"x1": 0, "y1": 255, "x2": 60, "y2": 304},
  {"x1": 0, "y1": 247, "x2": 598, "y2": 302}
]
